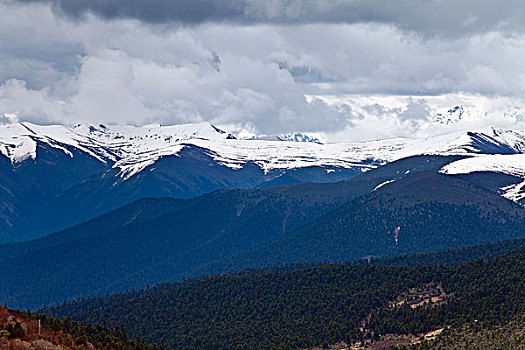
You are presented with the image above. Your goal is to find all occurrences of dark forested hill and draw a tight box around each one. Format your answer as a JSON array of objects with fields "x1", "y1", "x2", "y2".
[
  {"x1": 0, "y1": 142, "x2": 108, "y2": 242},
  {"x1": 41, "y1": 246, "x2": 525, "y2": 350},
  {"x1": 0, "y1": 197, "x2": 185, "y2": 261},
  {"x1": 368, "y1": 237, "x2": 525, "y2": 267},
  {"x1": 2, "y1": 155, "x2": 525, "y2": 310},
  {"x1": 190, "y1": 170, "x2": 525, "y2": 276}
]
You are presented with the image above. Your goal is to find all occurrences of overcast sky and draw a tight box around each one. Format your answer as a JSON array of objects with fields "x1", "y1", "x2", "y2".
[{"x1": 1, "y1": 0, "x2": 525, "y2": 141}]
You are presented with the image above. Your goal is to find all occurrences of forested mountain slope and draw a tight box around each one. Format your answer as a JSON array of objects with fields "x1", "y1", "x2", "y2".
[
  {"x1": 410, "y1": 314, "x2": 525, "y2": 350},
  {"x1": 41, "y1": 246, "x2": 525, "y2": 350},
  {"x1": 1, "y1": 156, "x2": 472, "y2": 309},
  {"x1": 3, "y1": 156, "x2": 525, "y2": 310},
  {"x1": 190, "y1": 169, "x2": 525, "y2": 276},
  {"x1": 0, "y1": 197, "x2": 184, "y2": 261}
]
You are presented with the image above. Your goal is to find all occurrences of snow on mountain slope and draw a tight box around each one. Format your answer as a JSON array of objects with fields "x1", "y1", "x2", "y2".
[
  {"x1": 501, "y1": 181, "x2": 525, "y2": 202},
  {"x1": 70, "y1": 126, "x2": 486, "y2": 178},
  {"x1": 441, "y1": 154, "x2": 525, "y2": 177},
  {"x1": 0, "y1": 123, "x2": 38, "y2": 163},
  {"x1": 440, "y1": 153, "x2": 525, "y2": 203},
  {"x1": 0, "y1": 122, "x2": 114, "y2": 164},
  {"x1": 2, "y1": 121, "x2": 525, "y2": 181},
  {"x1": 71, "y1": 122, "x2": 236, "y2": 179}
]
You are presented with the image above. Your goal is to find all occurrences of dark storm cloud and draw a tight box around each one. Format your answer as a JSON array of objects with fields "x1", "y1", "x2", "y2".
[
  {"x1": 20, "y1": 0, "x2": 248, "y2": 23},
  {"x1": 17, "y1": 0, "x2": 525, "y2": 37}
]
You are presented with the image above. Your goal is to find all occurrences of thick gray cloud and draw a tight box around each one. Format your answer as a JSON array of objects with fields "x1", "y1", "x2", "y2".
[
  {"x1": 16, "y1": 0, "x2": 525, "y2": 37},
  {"x1": 1, "y1": 1, "x2": 525, "y2": 142}
]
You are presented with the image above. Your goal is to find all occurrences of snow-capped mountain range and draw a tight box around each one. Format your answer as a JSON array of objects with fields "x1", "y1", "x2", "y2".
[
  {"x1": 2, "y1": 120, "x2": 525, "y2": 243},
  {"x1": 2, "y1": 121, "x2": 525, "y2": 179}
]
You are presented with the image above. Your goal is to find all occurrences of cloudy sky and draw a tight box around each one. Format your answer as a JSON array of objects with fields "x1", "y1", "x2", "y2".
[{"x1": 1, "y1": 0, "x2": 525, "y2": 141}]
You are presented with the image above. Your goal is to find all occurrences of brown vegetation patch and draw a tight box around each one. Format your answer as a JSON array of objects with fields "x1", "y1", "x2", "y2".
[
  {"x1": 389, "y1": 283, "x2": 446, "y2": 309},
  {"x1": 0, "y1": 305, "x2": 93, "y2": 350}
]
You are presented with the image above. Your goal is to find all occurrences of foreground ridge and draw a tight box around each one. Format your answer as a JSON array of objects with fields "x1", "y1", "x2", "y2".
[{"x1": 0, "y1": 305, "x2": 156, "y2": 350}]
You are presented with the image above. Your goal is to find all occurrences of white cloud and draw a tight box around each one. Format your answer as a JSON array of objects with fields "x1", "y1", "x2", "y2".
[
  {"x1": 0, "y1": 79, "x2": 71, "y2": 124},
  {"x1": 1, "y1": 1, "x2": 525, "y2": 142},
  {"x1": 313, "y1": 93, "x2": 525, "y2": 142}
]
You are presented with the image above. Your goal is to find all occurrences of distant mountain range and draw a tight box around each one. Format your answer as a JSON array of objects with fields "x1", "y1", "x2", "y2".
[{"x1": 2, "y1": 121, "x2": 525, "y2": 242}]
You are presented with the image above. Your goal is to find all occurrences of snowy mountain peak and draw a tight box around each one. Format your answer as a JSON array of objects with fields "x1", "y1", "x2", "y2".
[
  {"x1": 0, "y1": 122, "x2": 111, "y2": 164},
  {"x1": 2, "y1": 121, "x2": 525, "y2": 181},
  {"x1": 432, "y1": 105, "x2": 466, "y2": 125},
  {"x1": 71, "y1": 122, "x2": 234, "y2": 142},
  {"x1": 0, "y1": 122, "x2": 237, "y2": 164},
  {"x1": 243, "y1": 132, "x2": 321, "y2": 143},
  {"x1": 277, "y1": 133, "x2": 321, "y2": 143}
]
